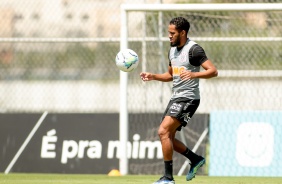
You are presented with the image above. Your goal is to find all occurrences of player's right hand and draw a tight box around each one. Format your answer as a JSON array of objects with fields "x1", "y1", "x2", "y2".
[{"x1": 140, "y1": 72, "x2": 154, "y2": 81}]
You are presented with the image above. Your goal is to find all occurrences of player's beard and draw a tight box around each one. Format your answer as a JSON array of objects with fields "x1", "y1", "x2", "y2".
[{"x1": 170, "y1": 35, "x2": 181, "y2": 47}]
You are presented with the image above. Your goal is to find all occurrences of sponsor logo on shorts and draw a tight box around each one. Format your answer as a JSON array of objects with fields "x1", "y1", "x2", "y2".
[
  {"x1": 170, "y1": 102, "x2": 182, "y2": 112},
  {"x1": 183, "y1": 113, "x2": 191, "y2": 123}
]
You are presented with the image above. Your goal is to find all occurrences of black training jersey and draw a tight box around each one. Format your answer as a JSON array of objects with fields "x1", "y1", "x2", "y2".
[{"x1": 168, "y1": 39, "x2": 208, "y2": 100}]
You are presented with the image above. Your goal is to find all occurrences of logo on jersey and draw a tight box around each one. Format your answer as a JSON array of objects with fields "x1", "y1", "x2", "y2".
[{"x1": 172, "y1": 66, "x2": 186, "y2": 76}]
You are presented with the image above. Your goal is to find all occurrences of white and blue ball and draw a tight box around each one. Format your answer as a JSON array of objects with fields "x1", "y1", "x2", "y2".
[{"x1": 115, "y1": 49, "x2": 139, "y2": 72}]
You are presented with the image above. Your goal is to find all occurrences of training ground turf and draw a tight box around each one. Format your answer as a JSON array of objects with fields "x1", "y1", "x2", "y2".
[{"x1": 0, "y1": 174, "x2": 282, "y2": 184}]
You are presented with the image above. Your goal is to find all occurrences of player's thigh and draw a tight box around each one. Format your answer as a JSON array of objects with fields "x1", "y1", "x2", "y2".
[{"x1": 159, "y1": 116, "x2": 181, "y2": 135}]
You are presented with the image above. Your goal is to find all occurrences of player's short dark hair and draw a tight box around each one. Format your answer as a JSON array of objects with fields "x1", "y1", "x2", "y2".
[{"x1": 169, "y1": 17, "x2": 190, "y2": 34}]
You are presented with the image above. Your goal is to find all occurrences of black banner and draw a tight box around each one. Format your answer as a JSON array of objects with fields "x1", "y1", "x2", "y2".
[{"x1": 0, "y1": 113, "x2": 208, "y2": 174}]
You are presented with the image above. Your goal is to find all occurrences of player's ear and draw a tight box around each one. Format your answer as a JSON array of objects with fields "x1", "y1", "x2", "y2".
[{"x1": 181, "y1": 30, "x2": 186, "y2": 37}]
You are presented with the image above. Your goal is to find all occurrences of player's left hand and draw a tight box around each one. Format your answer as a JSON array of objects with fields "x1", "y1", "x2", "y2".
[{"x1": 180, "y1": 70, "x2": 195, "y2": 80}]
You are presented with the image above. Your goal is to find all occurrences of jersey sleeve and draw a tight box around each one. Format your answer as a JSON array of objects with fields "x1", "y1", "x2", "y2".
[{"x1": 189, "y1": 44, "x2": 208, "y2": 66}]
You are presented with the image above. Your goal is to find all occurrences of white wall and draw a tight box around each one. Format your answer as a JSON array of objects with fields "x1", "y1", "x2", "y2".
[{"x1": 0, "y1": 70, "x2": 281, "y2": 113}]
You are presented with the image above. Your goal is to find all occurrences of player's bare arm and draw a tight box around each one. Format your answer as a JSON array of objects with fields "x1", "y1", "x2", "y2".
[
  {"x1": 140, "y1": 66, "x2": 173, "y2": 82},
  {"x1": 180, "y1": 59, "x2": 218, "y2": 80}
]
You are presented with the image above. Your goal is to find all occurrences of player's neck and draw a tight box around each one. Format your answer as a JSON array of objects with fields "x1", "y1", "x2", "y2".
[{"x1": 177, "y1": 38, "x2": 188, "y2": 50}]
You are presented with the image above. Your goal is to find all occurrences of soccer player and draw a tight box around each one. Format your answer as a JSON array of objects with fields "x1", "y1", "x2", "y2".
[{"x1": 140, "y1": 17, "x2": 218, "y2": 184}]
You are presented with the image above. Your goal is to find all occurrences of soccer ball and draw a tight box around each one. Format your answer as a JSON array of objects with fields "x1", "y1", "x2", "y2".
[{"x1": 115, "y1": 49, "x2": 139, "y2": 72}]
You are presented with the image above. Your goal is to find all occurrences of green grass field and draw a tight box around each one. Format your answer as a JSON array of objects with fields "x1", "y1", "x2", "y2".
[{"x1": 0, "y1": 174, "x2": 282, "y2": 184}]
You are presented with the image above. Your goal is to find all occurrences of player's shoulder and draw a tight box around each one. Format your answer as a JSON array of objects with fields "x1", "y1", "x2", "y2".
[
  {"x1": 190, "y1": 44, "x2": 205, "y2": 54},
  {"x1": 184, "y1": 39, "x2": 202, "y2": 51}
]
